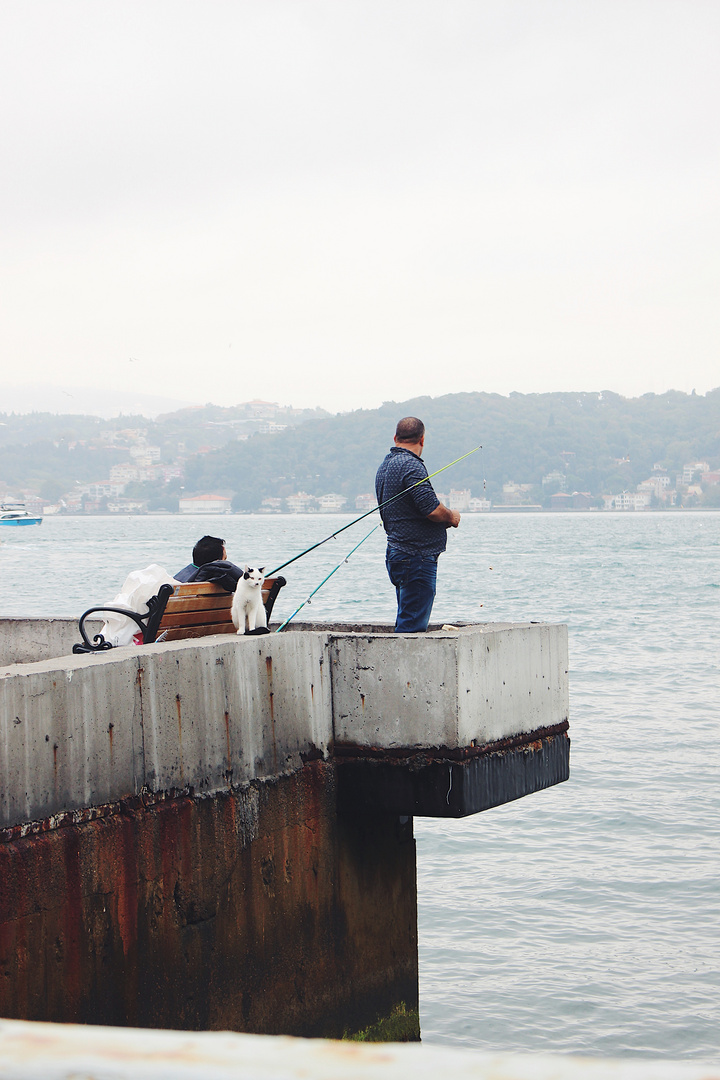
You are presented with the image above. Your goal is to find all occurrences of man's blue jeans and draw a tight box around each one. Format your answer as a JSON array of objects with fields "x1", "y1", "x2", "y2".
[{"x1": 385, "y1": 547, "x2": 438, "y2": 633}]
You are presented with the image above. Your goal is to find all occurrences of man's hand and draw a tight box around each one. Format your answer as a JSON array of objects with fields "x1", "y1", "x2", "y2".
[{"x1": 427, "y1": 504, "x2": 461, "y2": 528}]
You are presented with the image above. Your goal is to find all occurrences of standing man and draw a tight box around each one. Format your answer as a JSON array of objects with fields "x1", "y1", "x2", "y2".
[{"x1": 375, "y1": 417, "x2": 460, "y2": 633}]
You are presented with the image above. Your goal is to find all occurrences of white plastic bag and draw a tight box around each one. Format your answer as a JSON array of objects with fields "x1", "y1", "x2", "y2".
[{"x1": 100, "y1": 564, "x2": 179, "y2": 647}]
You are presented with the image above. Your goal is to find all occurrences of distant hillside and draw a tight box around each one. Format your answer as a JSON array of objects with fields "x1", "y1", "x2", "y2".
[
  {"x1": 0, "y1": 402, "x2": 329, "y2": 500},
  {"x1": 184, "y1": 389, "x2": 720, "y2": 508},
  {"x1": 1, "y1": 389, "x2": 719, "y2": 508}
]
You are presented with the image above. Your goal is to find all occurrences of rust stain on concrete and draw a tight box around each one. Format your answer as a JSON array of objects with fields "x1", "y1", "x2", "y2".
[
  {"x1": 223, "y1": 711, "x2": 231, "y2": 773},
  {"x1": 0, "y1": 763, "x2": 417, "y2": 1038}
]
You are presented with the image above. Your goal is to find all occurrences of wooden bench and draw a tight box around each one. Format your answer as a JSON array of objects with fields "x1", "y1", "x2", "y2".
[{"x1": 73, "y1": 576, "x2": 286, "y2": 654}]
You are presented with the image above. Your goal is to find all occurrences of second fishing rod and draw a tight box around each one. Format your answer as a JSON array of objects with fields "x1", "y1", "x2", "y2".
[{"x1": 267, "y1": 443, "x2": 482, "y2": 577}]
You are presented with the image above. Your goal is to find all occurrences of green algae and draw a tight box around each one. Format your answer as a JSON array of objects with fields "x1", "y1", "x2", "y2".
[{"x1": 342, "y1": 1002, "x2": 420, "y2": 1043}]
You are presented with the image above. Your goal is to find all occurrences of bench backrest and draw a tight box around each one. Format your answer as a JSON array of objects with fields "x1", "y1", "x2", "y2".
[{"x1": 154, "y1": 577, "x2": 284, "y2": 643}]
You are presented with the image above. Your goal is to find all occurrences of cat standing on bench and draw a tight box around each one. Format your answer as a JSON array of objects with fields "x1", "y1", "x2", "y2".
[{"x1": 232, "y1": 567, "x2": 267, "y2": 635}]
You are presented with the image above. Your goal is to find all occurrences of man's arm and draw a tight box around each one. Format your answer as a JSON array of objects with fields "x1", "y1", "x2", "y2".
[{"x1": 427, "y1": 504, "x2": 461, "y2": 528}]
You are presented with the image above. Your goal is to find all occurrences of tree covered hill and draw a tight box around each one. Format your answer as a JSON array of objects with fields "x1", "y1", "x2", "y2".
[
  {"x1": 185, "y1": 389, "x2": 720, "y2": 507},
  {"x1": 1, "y1": 389, "x2": 719, "y2": 506},
  {"x1": 0, "y1": 402, "x2": 328, "y2": 499}
]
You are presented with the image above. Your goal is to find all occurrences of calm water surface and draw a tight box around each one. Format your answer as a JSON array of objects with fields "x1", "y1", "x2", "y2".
[{"x1": 1, "y1": 511, "x2": 718, "y2": 1060}]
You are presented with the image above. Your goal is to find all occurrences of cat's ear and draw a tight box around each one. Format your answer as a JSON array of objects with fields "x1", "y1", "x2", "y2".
[
  {"x1": 243, "y1": 565, "x2": 249, "y2": 573},
  {"x1": 258, "y1": 567, "x2": 265, "y2": 574}
]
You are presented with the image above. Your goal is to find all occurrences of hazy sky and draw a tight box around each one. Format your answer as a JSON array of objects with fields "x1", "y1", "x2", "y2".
[{"x1": 1, "y1": 1, "x2": 718, "y2": 414}]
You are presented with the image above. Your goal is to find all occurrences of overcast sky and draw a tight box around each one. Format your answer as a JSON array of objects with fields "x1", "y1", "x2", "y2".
[{"x1": 1, "y1": 1, "x2": 718, "y2": 415}]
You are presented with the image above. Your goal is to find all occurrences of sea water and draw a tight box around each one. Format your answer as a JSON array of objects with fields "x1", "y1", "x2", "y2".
[{"x1": 1, "y1": 511, "x2": 718, "y2": 1060}]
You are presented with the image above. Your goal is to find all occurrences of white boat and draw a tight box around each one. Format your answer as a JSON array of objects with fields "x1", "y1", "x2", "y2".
[{"x1": 0, "y1": 503, "x2": 43, "y2": 527}]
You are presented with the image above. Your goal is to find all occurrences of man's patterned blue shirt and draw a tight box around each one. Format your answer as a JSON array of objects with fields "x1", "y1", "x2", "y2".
[{"x1": 375, "y1": 446, "x2": 447, "y2": 557}]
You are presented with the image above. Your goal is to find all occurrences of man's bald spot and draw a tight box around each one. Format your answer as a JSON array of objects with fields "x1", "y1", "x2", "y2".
[{"x1": 395, "y1": 417, "x2": 425, "y2": 443}]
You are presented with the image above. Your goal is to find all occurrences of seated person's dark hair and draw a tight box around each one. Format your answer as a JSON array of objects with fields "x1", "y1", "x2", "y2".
[
  {"x1": 395, "y1": 416, "x2": 425, "y2": 443},
  {"x1": 192, "y1": 535, "x2": 225, "y2": 567}
]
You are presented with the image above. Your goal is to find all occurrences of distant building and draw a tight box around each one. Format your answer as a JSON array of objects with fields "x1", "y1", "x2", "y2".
[
  {"x1": 551, "y1": 491, "x2": 593, "y2": 510},
  {"x1": 542, "y1": 470, "x2": 566, "y2": 491},
  {"x1": 682, "y1": 461, "x2": 710, "y2": 484},
  {"x1": 355, "y1": 493, "x2": 376, "y2": 511},
  {"x1": 502, "y1": 482, "x2": 533, "y2": 505},
  {"x1": 109, "y1": 464, "x2": 140, "y2": 485},
  {"x1": 637, "y1": 475, "x2": 672, "y2": 501},
  {"x1": 130, "y1": 445, "x2": 161, "y2": 463},
  {"x1": 245, "y1": 400, "x2": 280, "y2": 418},
  {"x1": 318, "y1": 493, "x2": 347, "y2": 512},
  {"x1": 107, "y1": 499, "x2": 147, "y2": 514},
  {"x1": 179, "y1": 494, "x2": 232, "y2": 514},
  {"x1": 115, "y1": 428, "x2": 147, "y2": 442},
  {"x1": 701, "y1": 470, "x2": 720, "y2": 486},
  {"x1": 286, "y1": 492, "x2": 316, "y2": 513},
  {"x1": 467, "y1": 497, "x2": 491, "y2": 512},
  {"x1": 603, "y1": 491, "x2": 651, "y2": 511},
  {"x1": 447, "y1": 489, "x2": 471, "y2": 511},
  {"x1": 77, "y1": 482, "x2": 125, "y2": 499},
  {"x1": 256, "y1": 421, "x2": 287, "y2": 435},
  {"x1": 162, "y1": 464, "x2": 185, "y2": 482},
  {"x1": 572, "y1": 492, "x2": 594, "y2": 509}
]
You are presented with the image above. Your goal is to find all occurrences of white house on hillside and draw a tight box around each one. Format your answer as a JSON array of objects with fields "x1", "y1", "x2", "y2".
[{"x1": 179, "y1": 494, "x2": 232, "y2": 514}]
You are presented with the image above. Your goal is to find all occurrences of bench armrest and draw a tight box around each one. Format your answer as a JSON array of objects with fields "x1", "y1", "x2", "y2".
[
  {"x1": 73, "y1": 584, "x2": 175, "y2": 654},
  {"x1": 263, "y1": 576, "x2": 286, "y2": 621}
]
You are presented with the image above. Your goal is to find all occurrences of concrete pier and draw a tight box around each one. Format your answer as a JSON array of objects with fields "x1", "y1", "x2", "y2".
[
  {"x1": 0, "y1": 619, "x2": 569, "y2": 1037},
  {"x1": 1, "y1": 1018, "x2": 716, "y2": 1080}
]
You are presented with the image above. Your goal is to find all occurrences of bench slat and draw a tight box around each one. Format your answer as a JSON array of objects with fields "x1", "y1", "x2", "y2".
[
  {"x1": 164, "y1": 594, "x2": 233, "y2": 615},
  {"x1": 160, "y1": 608, "x2": 235, "y2": 630},
  {"x1": 169, "y1": 582, "x2": 228, "y2": 596},
  {"x1": 160, "y1": 622, "x2": 237, "y2": 642}
]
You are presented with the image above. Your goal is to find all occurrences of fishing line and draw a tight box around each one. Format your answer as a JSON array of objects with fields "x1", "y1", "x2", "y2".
[
  {"x1": 268, "y1": 443, "x2": 482, "y2": 577},
  {"x1": 275, "y1": 525, "x2": 380, "y2": 632}
]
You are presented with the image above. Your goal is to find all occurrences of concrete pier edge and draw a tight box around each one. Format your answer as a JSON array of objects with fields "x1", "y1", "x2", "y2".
[{"x1": 0, "y1": 1018, "x2": 716, "y2": 1080}]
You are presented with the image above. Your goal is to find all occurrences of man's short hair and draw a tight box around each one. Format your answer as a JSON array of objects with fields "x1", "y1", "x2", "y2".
[
  {"x1": 395, "y1": 416, "x2": 425, "y2": 443},
  {"x1": 192, "y1": 535, "x2": 225, "y2": 566}
]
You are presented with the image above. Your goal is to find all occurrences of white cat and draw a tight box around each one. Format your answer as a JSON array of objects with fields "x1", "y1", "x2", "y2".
[{"x1": 231, "y1": 566, "x2": 267, "y2": 635}]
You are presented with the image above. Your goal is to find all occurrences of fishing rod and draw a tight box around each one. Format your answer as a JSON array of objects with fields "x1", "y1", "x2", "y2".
[
  {"x1": 268, "y1": 443, "x2": 482, "y2": 577},
  {"x1": 275, "y1": 525, "x2": 380, "y2": 632}
]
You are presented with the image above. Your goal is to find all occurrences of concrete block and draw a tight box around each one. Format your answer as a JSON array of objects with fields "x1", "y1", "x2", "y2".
[
  {"x1": 138, "y1": 632, "x2": 333, "y2": 794},
  {"x1": 330, "y1": 624, "x2": 568, "y2": 750},
  {"x1": 0, "y1": 650, "x2": 143, "y2": 829},
  {"x1": 0, "y1": 617, "x2": 102, "y2": 666},
  {"x1": 457, "y1": 623, "x2": 569, "y2": 743},
  {"x1": 330, "y1": 634, "x2": 461, "y2": 749},
  {"x1": 0, "y1": 622, "x2": 567, "y2": 831}
]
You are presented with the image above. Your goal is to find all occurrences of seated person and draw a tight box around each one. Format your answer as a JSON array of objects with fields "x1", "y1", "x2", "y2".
[
  {"x1": 176, "y1": 535, "x2": 243, "y2": 592},
  {"x1": 175, "y1": 535, "x2": 226, "y2": 581}
]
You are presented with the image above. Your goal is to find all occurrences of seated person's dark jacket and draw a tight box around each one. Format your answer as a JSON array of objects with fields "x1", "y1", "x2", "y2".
[
  {"x1": 186, "y1": 560, "x2": 243, "y2": 593},
  {"x1": 174, "y1": 563, "x2": 197, "y2": 582}
]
